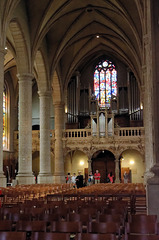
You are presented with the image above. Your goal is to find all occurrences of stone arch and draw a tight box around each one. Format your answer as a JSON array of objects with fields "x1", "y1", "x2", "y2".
[
  {"x1": 35, "y1": 50, "x2": 49, "y2": 92},
  {"x1": 52, "y1": 70, "x2": 62, "y2": 103},
  {"x1": 9, "y1": 19, "x2": 31, "y2": 73},
  {"x1": 119, "y1": 146, "x2": 145, "y2": 160},
  {"x1": 91, "y1": 149, "x2": 115, "y2": 183},
  {"x1": 119, "y1": 149, "x2": 145, "y2": 183},
  {"x1": 64, "y1": 150, "x2": 88, "y2": 177}
]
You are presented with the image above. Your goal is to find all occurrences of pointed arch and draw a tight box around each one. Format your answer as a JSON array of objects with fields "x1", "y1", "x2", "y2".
[
  {"x1": 35, "y1": 50, "x2": 49, "y2": 92},
  {"x1": 9, "y1": 20, "x2": 31, "y2": 73},
  {"x1": 52, "y1": 71, "x2": 62, "y2": 103}
]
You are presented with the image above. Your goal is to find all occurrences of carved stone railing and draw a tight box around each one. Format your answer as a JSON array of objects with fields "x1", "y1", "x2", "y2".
[
  {"x1": 14, "y1": 127, "x2": 144, "y2": 152},
  {"x1": 63, "y1": 129, "x2": 91, "y2": 138},
  {"x1": 114, "y1": 127, "x2": 144, "y2": 137}
]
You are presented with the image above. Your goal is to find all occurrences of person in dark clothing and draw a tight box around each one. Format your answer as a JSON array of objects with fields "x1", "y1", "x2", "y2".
[{"x1": 76, "y1": 171, "x2": 83, "y2": 188}]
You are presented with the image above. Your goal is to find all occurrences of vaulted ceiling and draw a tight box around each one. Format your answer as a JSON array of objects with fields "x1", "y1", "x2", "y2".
[{"x1": 3, "y1": 0, "x2": 145, "y2": 90}]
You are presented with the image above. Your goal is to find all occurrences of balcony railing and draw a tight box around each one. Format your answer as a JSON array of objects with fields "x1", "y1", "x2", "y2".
[
  {"x1": 63, "y1": 129, "x2": 91, "y2": 138},
  {"x1": 14, "y1": 127, "x2": 144, "y2": 142},
  {"x1": 114, "y1": 127, "x2": 144, "y2": 137}
]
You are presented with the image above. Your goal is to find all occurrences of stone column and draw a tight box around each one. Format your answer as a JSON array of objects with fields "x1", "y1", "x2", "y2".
[
  {"x1": 53, "y1": 102, "x2": 65, "y2": 183},
  {"x1": 115, "y1": 157, "x2": 120, "y2": 183},
  {"x1": 0, "y1": 47, "x2": 7, "y2": 187},
  {"x1": 146, "y1": 0, "x2": 159, "y2": 220},
  {"x1": 88, "y1": 159, "x2": 92, "y2": 174},
  {"x1": 16, "y1": 73, "x2": 35, "y2": 185},
  {"x1": 38, "y1": 91, "x2": 53, "y2": 183}
]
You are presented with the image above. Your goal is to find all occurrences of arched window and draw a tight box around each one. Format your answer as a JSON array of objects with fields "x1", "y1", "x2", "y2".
[
  {"x1": 3, "y1": 84, "x2": 9, "y2": 150},
  {"x1": 94, "y1": 60, "x2": 117, "y2": 108}
]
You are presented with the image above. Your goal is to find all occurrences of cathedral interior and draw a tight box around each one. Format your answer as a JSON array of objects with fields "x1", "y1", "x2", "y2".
[{"x1": 0, "y1": 0, "x2": 159, "y2": 219}]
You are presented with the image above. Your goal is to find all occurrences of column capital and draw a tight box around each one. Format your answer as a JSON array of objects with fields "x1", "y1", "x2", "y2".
[
  {"x1": 88, "y1": 159, "x2": 92, "y2": 163},
  {"x1": 38, "y1": 90, "x2": 51, "y2": 97},
  {"x1": 17, "y1": 73, "x2": 34, "y2": 81},
  {"x1": 148, "y1": 164, "x2": 159, "y2": 184},
  {"x1": 114, "y1": 154, "x2": 120, "y2": 161}
]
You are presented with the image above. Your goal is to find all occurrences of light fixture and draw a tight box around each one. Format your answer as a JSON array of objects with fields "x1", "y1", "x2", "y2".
[
  {"x1": 5, "y1": 46, "x2": 7, "y2": 50},
  {"x1": 80, "y1": 160, "x2": 84, "y2": 166},
  {"x1": 96, "y1": 35, "x2": 100, "y2": 38},
  {"x1": 140, "y1": 103, "x2": 143, "y2": 110},
  {"x1": 130, "y1": 160, "x2": 135, "y2": 165}
]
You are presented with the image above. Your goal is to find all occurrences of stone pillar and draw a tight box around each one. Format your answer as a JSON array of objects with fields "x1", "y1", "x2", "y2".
[
  {"x1": 53, "y1": 102, "x2": 65, "y2": 183},
  {"x1": 0, "y1": 47, "x2": 7, "y2": 187},
  {"x1": 115, "y1": 157, "x2": 120, "y2": 183},
  {"x1": 16, "y1": 73, "x2": 35, "y2": 185},
  {"x1": 38, "y1": 91, "x2": 53, "y2": 183},
  {"x1": 146, "y1": 0, "x2": 159, "y2": 220},
  {"x1": 88, "y1": 159, "x2": 92, "y2": 174}
]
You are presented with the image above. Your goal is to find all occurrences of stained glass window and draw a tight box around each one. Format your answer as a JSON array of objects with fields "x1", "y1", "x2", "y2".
[
  {"x1": 94, "y1": 60, "x2": 117, "y2": 108},
  {"x1": 3, "y1": 85, "x2": 8, "y2": 149}
]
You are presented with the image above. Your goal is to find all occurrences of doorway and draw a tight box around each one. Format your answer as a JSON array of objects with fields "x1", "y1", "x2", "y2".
[{"x1": 92, "y1": 150, "x2": 115, "y2": 183}]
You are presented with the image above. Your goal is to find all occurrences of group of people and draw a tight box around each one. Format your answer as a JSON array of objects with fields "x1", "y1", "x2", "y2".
[
  {"x1": 66, "y1": 172, "x2": 84, "y2": 189},
  {"x1": 66, "y1": 170, "x2": 129, "y2": 187},
  {"x1": 89, "y1": 170, "x2": 115, "y2": 184}
]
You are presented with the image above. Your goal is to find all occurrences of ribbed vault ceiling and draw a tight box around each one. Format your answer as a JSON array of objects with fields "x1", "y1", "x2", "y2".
[{"x1": 5, "y1": 0, "x2": 144, "y2": 88}]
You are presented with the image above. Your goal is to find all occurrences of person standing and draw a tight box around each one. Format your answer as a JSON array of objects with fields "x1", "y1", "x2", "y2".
[
  {"x1": 94, "y1": 170, "x2": 101, "y2": 184},
  {"x1": 66, "y1": 173, "x2": 72, "y2": 184},
  {"x1": 88, "y1": 171, "x2": 94, "y2": 186},
  {"x1": 71, "y1": 173, "x2": 77, "y2": 188},
  {"x1": 108, "y1": 172, "x2": 114, "y2": 183},
  {"x1": 123, "y1": 171, "x2": 129, "y2": 183},
  {"x1": 76, "y1": 171, "x2": 83, "y2": 188}
]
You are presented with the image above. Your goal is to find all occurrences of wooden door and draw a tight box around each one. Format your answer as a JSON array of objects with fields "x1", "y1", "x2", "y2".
[
  {"x1": 92, "y1": 159, "x2": 115, "y2": 183},
  {"x1": 84, "y1": 168, "x2": 88, "y2": 184}
]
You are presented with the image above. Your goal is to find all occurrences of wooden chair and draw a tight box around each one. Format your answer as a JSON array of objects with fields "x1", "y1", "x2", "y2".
[
  {"x1": 78, "y1": 207, "x2": 97, "y2": 218},
  {"x1": 68, "y1": 212, "x2": 92, "y2": 222},
  {"x1": 39, "y1": 213, "x2": 63, "y2": 222},
  {"x1": 30, "y1": 207, "x2": 46, "y2": 220},
  {"x1": 98, "y1": 214, "x2": 123, "y2": 224},
  {"x1": 31, "y1": 232, "x2": 72, "y2": 240},
  {"x1": 16, "y1": 220, "x2": 46, "y2": 232},
  {"x1": 77, "y1": 233, "x2": 119, "y2": 240},
  {"x1": 89, "y1": 222, "x2": 121, "y2": 235},
  {"x1": 0, "y1": 231, "x2": 26, "y2": 240},
  {"x1": 123, "y1": 234, "x2": 159, "y2": 240},
  {"x1": 53, "y1": 207, "x2": 69, "y2": 220},
  {"x1": 68, "y1": 212, "x2": 92, "y2": 233},
  {"x1": 19, "y1": 213, "x2": 32, "y2": 221},
  {"x1": 0, "y1": 220, "x2": 13, "y2": 231},
  {"x1": 103, "y1": 207, "x2": 127, "y2": 221},
  {"x1": 50, "y1": 221, "x2": 82, "y2": 233},
  {"x1": 126, "y1": 221, "x2": 158, "y2": 235},
  {"x1": 129, "y1": 214, "x2": 157, "y2": 224}
]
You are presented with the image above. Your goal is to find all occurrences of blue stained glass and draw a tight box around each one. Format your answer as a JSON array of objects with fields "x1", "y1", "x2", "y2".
[{"x1": 94, "y1": 60, "x2": 117, "y2": 108}]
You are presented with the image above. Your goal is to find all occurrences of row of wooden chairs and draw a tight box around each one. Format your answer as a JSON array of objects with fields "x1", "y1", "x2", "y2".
[
  {"x1": 0, "y1": 202, "x2": 128, "y2": 223},
  {"x1": 0, "y1": 232, "x2": 120, "y2": 240},
  {"x1": 123, "y1": 214, "x2": 159, "y2": 240},
  {"x1": 0, "y1": 183, "x2": 74, "y2": 204},
  {"x1": 0, "y1": 231, "x2": 159, "y2": 240},
  {"x1": 0, "y1": 220, "x2": 121, "y2": 235}
]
